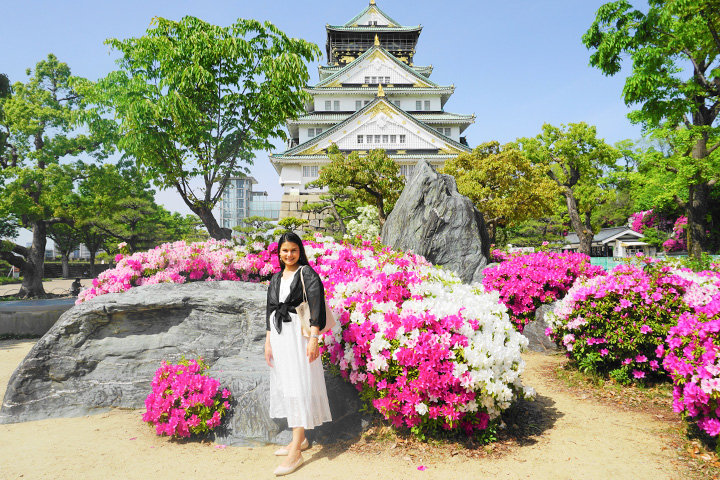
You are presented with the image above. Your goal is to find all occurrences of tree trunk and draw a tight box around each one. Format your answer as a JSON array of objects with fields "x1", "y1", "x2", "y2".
[
  {"x1": 89, "y1": 251, "x2": 96, "y2": 277},
  {"x1": 191, "y1": 203, "x2": 231, "y2": 240},
  {"x1": 563, "y1": 187, "x2": 594, "y2": 256},
  {"x1": 686, "y1": 182, "x2": 710, "y2": 259},
  {"x1": 18, "y1": 221, "x2": 47, "y2": 298},
  {"x1": 61, "y1": 253, "x2": 70, "y2": 278}
]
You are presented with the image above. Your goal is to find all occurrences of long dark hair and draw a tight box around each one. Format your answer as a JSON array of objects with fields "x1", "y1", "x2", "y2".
[{"x1": 276, "y1": 232, "x2": 310, "y2": 271}]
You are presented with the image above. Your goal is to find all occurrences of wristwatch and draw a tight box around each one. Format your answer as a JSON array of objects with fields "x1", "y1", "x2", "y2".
[{"x1": 310, "y1": 334, "x2": 321, "y2": 339}]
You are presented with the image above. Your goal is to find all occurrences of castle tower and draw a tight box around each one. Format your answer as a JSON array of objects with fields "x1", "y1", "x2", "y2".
[{"x1": 270, "y1": 1, "x2": 475, "y2": 227}]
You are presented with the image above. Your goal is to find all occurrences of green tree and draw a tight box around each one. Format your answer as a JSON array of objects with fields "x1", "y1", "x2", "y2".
[
  {"x1": 232, "y1": 215, "x2": 274, "y2": 245},
  {"x1": 77, "y1": 16, "x2": 321, "y2": 241},
  {"x1": 0, "y1": 55, "x2": 100, "y2": 297},
  {"x1": 441, "y1": 141, "x2": 561, "y2": 245},
  {"x1": 519, "y1": 123, "x2": 620, "y2": 255},
  {"x1": 274, "y1": 216, "x2": 308, "y2": 235},
  {"x1": 301, "y1": 187, "x2": 361, "y2": 236},
  {"x1": 584, "y1": 0, "x2": 720, "y2": 258},
  {"x1": 307, "y1": 146, "x2": 404, "y2": 227},
  {"x1": 47, "y1": 223, "x2": 82, "y2": 279}
]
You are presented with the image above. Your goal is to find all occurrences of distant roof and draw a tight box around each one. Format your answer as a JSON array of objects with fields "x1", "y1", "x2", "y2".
[
  {"x1": 564, "y1": 227, "x2": 644, "y2": 245},
  {"x1": 342, "y1": 1, "x2": 407, "y2": 28}
]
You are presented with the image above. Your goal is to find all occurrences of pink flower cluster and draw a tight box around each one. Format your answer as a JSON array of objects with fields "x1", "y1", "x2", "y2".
[
  {"x1": 77, "y1": 239, "x2": 278, "y2": 304},
  {"x1": 547, "y1": 260, "x2": 692, "y2": 383},
  {"x1": 629, "y1": 209, "x2": 657, "y2": 233},
  {"x1": 663, "y1": 216, "x2": 688, "y2": 253},
  {"x1": 142, "y1": 357, "x2": 232, "y2": 438},
  {"x1": 82, "y1": 236, "x2": 534, "y2": 437},
  {"x1": 657, "y1": 269, "x2": 720, "y2": 438},
  {"x1": 308, "y1": 239, "x2": 534, "y2": 436},
  {"x1": 482, "y1": 251, "x2": 605, "y2": 331}
]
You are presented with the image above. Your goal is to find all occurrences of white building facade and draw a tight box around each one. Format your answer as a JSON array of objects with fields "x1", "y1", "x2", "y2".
[{"x1": 270, "y1": 1, "x2": 474, "y2": 225}]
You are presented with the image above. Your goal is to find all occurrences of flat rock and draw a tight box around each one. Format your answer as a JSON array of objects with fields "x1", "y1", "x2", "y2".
[
  {"x1": 381, "y1": 159, "x2": 490, "y2": 284},
  {"x1": 0, "y1": 281, "x2": 369, "y2": 445},
  {"x1": 523, "y1": 303, "x2": 561, "y2": 354}
]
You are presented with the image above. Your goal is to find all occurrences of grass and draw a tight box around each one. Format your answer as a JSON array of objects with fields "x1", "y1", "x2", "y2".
[
  {"x1": 0, "y1": 277, "x2": 53, "y2": 285},
  {"x1": 555, "y1": 360, "x2": 720, "y2": 479}
]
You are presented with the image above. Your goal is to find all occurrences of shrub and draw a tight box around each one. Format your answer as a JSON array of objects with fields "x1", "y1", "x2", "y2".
[
  {"x1": 142, "y1": 357, "x2": 232, "y2": 438},
  {"x1": 546, "y1": 259, "x2": 694, "y2": 383},
  {"x1": 482, "y1": 251, "x2": 605, "y2": 332},
  {"x1": 657, "y1": 269, "x2": 720, "y2": 443},
  {"x1": 80, "y1": 236, "x2": 535, "y2": 439}
]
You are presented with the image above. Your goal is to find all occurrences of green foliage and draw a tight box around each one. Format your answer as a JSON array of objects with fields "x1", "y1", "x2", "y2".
[
  {"x1": 441, "y1": 141, "x2": 561, "y2": 244},
  {"x1": 274, "y1": 216, "x2": 308, "y2": 235},
  {"x1": 77, "y1": 16, "x2": 321, "y2": 240},
  {"x1": 0, "y1": 216, "x2": 19, "y2": 239},
  {"x1": 301, "y1": 187, "x2": 362, "y2": 236},
  {"x1": 518, "y1": 123, "x2": 620, "y2": 254},
  {"x1": 0, "y1": 55, "x2": 104, "y2": 296},
  {"x1": 232, "y1": 216, "x2": 274, "y2": 245},
  {"x1": 307, "y1": 145, "x2": 404, "y2": 226},
  {"x1": 584, "y1": 0, "x2": 720, "y2": 258}
]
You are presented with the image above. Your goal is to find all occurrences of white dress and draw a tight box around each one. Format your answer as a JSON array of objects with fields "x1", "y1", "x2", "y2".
[{"x1": 269, "y1": 269, "x2": 332, "y2": 429}]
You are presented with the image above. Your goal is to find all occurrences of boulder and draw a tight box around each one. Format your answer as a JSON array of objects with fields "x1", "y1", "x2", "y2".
[
  {"x1": 0, "y1": 281, "x2": 369, "y2": 446},
  {"x1": 523, "y1": 303, "x2": 561, "y2": 354},
  {"x1": 381, "y1": 159, "x2": 490, "y2": 284}
]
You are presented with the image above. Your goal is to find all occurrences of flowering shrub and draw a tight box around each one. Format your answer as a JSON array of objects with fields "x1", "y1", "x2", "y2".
[
  {"x1": 142, "y1": 357, "x2": 232, "y2": 438},
  {"x1": 346, "y1": 204, "x2": 380, "y2": 239},
  {"x1": 482, "y1": 251, "x2": 605, "y2": 332},
  {"x1": 547, "y1": 259, "x2": 693, "y2": 384},
  {"x1": 657, "y1": 269, "x2": 720, "y2": 441},
  {"x1": 81, "y1": 236, "x2": 535, "y2": 438},
  {"x1": 663, "y1": 216, "x2": 688, "y2": 252},
  {"x1": 629, "y1": 209, "x2": 658, "y2": 233},
  {"x1": 77, "y1": 239, "x2": 278, "y2": 303}
]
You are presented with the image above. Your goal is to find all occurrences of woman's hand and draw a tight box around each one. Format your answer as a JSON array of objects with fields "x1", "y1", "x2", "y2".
[
  {"x1": 307, "y1": 337, "x2": 320, "y2": 363},
  {"x1": 265, "y1": 335, "x2": 274, "y2": 367}
]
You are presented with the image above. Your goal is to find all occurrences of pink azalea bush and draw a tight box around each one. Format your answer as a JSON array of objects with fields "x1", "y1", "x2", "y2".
[
  {"x1": 629, "y1": 209, "x2": 658, "y2": 233},
  {"x1": 663, "y1": 216, "x2": 688, "y2": 252},
  {"x1": 80, "y1": 236, "x2": 535, "y2": 438},
  {"x1": 656, "y1": 269, "x2": 720, "y2": 442},
  {"x1": 142, "y1": 357, "x2": 232, "y2": 438},
  {"x1": 481, "y1": 251, "x2": 605, "y2": 332},
  {"x1": 77, "y1": 239, "x2": 278, "y2": 303},
  {"x1": 546, "y1": 258, "x2": 692, "y2": 384}
]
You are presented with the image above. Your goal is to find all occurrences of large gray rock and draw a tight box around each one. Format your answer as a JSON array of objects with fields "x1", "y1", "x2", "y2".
[
  {"x1": 382, "y1": 160, "x2": 490, "y2": 284},
  {"x1": 0, "y1": 282, "x2": 369, "y2": 445},
  {"x1": 523, "y1": 303, "x2": 561, "y2": 354}
]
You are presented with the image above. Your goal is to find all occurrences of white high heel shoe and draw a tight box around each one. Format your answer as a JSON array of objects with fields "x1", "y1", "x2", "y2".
[
  {"x1": 274, "y1": 454, "x2": 304, "y2": 476},
  {"x1": 273, "y1": 438, "x2": 309, "y2": 456}
]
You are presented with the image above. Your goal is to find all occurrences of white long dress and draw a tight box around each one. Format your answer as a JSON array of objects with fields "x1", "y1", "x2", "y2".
[{"x1": 269, "y1": 269, "x2": 332, "y2": 429}]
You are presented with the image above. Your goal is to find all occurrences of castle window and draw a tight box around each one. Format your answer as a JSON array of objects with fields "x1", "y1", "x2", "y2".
[
  {"x1": 399, "y1": 135, "x2": 406, "y2": 143},
  {"x1": 371, "y1": 76, "x2": 377, "y2": 84},
  {"x1": 382, "y1": 135, "x2": 388, "y2": 143},
  {"x1": 324, "y1": 100, "x2": 331, "y2": 110},
  {"x1": 400, "y1": 164, "x2": 415, "y2": 177},
  {"x1": 333, "y1": 100, "x2": 340, "y2": 111},
  {"x1": 308, "y1": 128, "x2": 315, "y2": 137},
  {"x1": 357, "y1": 135, "x2": 363, "y2": 144},
  {"x1": 424, "y1": 100, "x2": 431, "y2": 110},
  {"x1": 356, "y1": 100, "x2": 362, "y2": 110},
  {"x1": 394, "y1": 100, "x2": 401, "y2": 108},
  {"x1": 415, "y1": 100, "x2": 422, "y2": 110},
  {"x1": 364, "y1": 76, "x2": 370, "y2": 84},
  {"x1": 374, "y1": 135, "x2": 381, "y2": 143},
  {"x1": 303, "y1": 165, "x2": 319, "y2": 178},
  {"x1": 390, "y1": 135, "x2": 396, "y2": 143}
]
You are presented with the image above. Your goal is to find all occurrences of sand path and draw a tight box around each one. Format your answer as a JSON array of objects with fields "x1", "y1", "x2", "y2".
[{"x1": 0, "y1": 340, "x2": 687, "y2": 480}]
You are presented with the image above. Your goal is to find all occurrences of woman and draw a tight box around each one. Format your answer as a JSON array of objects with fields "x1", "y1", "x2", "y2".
[{"x1": 265, "y1": 232, "x2": 332, "y2": 476}]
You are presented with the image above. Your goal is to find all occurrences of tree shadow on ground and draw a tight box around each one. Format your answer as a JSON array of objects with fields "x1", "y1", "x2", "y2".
[{"x1": 500, "y1": 393, "x2": 563, "y2": 446}]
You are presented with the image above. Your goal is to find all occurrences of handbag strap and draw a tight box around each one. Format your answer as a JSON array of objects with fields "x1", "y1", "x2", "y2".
[{"x1": 299, "y1": 266, "x2": 308, "y2": 303}]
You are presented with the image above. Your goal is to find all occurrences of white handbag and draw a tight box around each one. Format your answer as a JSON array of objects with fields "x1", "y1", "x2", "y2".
[{"x1": 297, "y1": 266, "x2": 337, "y2": 338}]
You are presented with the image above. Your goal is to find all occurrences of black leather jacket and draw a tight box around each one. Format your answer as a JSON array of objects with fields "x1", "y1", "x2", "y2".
[{"x1": 266, "y1": 265, "x2": 327, "y2": 334}]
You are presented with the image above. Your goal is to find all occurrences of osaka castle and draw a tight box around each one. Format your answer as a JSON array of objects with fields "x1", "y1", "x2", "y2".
[{"x1": 270, "y1": 0, "x2": 474, "y2": 225}]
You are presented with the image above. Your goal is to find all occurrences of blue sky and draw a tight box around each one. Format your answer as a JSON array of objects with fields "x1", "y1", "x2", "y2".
[{"x1": 3, "y1": 0, "x2": 646, "y2": 245}]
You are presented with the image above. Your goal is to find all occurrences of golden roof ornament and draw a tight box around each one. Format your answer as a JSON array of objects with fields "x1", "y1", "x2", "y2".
[
  {"x1": 374, "y1": 34, "x2": 380, "y2": 46},
  {"x1": 370, "y1": 0, "x2": 376, "y2": 4},
  {"x1": 377, "y1": 84, "x2": 385, "y2": 97}
]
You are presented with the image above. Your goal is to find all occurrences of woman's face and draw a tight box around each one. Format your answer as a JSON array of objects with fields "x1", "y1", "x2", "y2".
[{"x1": 279, "y1": 241, "x2": 300, "y2": 267}]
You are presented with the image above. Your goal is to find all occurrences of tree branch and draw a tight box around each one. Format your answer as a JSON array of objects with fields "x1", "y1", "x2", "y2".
[{"x1": 673, "y1": 194, "x2": 687, "y2": 208}]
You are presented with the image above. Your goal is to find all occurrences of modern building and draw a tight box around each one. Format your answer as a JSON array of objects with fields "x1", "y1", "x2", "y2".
[
  {"x1": 269, "y1": 1, "x2": 474, "y2": 227},
  {"x1": 215, "y1": 176, "x2": 281, "y2": 231}
]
